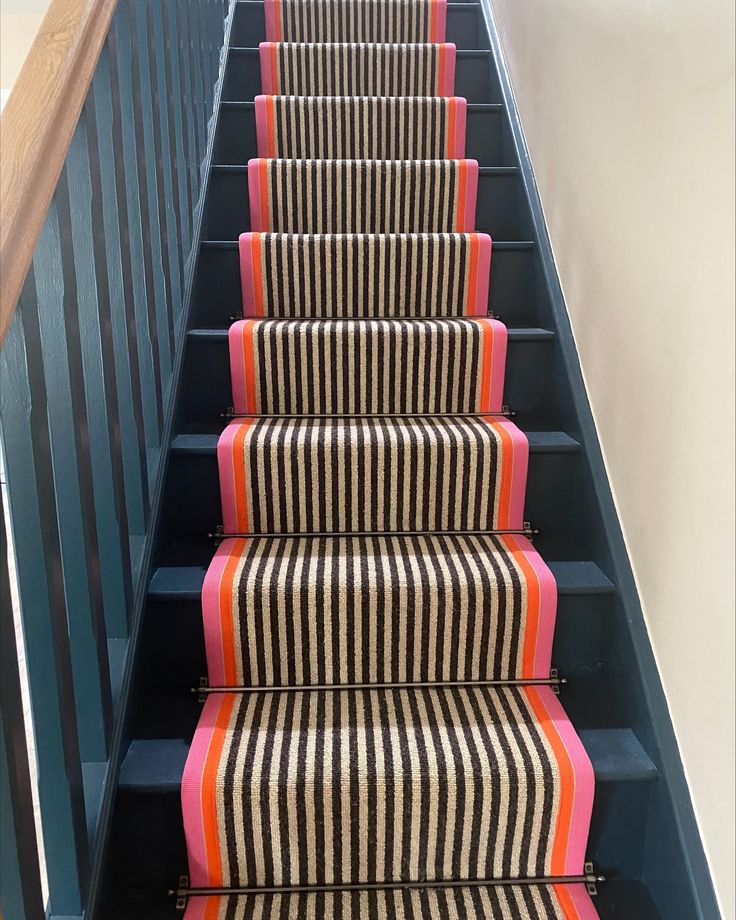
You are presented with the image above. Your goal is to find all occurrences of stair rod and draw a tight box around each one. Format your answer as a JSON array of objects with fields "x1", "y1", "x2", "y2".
[
  {"x1": 194, "y1": 675, "x2": 567, "y2": 695},
  {"x1": 223, "y1": 410, "x2": 515, "y2": 420},
  {"x1": 226, "y1": 314, "x2": 504, "y2": 323},
  {"x1": 171, "y1": 871, "x2": 605, "y2": 900}
]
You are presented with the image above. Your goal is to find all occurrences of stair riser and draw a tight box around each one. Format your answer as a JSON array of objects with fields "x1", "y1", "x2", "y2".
[
  {"x1": 225, "y1": 49, "x2": 496, "y2": 104},
  {"x1": 159, "y1": 450, "x2": 582, "y2": 548},
  {"x1": 193, "y1": 245, "x2": 540, "y2": 328},
  {"x1": 138, "y1": 592, "x2": 614, "y2": 695},
  {"x1": 177, "y1": 338, "x2": 559, "y2": 428},
  {"x1": 213, "y1": 105, "x2": 512, "y2": 168},
  {"x1": 205, "y1": 168, "x2": 526, "y2": 240},
  {"x1": 230, "y1": 2, "x2": 491, "y2": 53}
]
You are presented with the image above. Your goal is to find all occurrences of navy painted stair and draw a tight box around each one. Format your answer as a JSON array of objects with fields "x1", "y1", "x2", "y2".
[{"x1": 98, "y1": 2, "x2": 712, "y2": 918}]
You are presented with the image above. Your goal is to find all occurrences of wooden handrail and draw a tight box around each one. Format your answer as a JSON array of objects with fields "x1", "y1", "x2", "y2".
[{"x1": 0, "y1": 0, "x2": 118, "y2": 344}]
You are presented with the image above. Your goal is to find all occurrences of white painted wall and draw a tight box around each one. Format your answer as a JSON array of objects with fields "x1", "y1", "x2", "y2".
[
  {"x1": 0, "y1": 0, "x2": 51, "y2": 108},
  {"x1": 486, "y1": 0, "x2": 735, "y2": 915}
]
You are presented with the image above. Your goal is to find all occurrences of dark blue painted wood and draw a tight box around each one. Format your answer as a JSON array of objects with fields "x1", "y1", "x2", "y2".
[
  {"x1": 63, "y1": 112, "x2": 131, "y2": 641},
  {"x1": 1, "y1": 305, "x2": 89, "y2": 915},
  {"x1": 89, "y1": 46, "x2": 150, "y2": 549},
  {"x1": 0, "y1": 493, "x2": 45, "y2": 920},
  {"x1": 129, "y1": 0, "x2": 174, "y2": 389},
  {"x1": 161, "y1": 2, "x2": 193, "y2": 260},
  {"x1": 32, "y1": 199, "x2": 113, "y2": 762},
  {"x1": 108, "y1": 7, "x2": 163, "y2": 457},
  {"x1": 84, "y1": 5, "x2": 233, "y2": 917},
  {"x1": 0, "y1": 3, "x2": 232, "y2": 917},
  {"x1": 171, "y1": 3, "x2": 199, "y2": 227},
  {"x1": 148, "y1": 2, "x2": 185, "y2": 335}
]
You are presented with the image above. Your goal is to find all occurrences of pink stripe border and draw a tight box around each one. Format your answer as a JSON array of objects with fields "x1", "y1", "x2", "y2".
[
  {"x1": 201, "y1": 539, "x2": 242, "y2": 686},
  {"x1": 505, "y1": 533, "x2": 558, "y2": 677},
  {"x1": 444, "y1": 44, "x2": 457, "y2": 96},
  {"x1": 474, "y1": 232, "x2": 491, "y2": 313},
  {"x1": 453, "y1": 97, "x2": 467, "y2": 158},
  {"x1": 247, "y1": 160, "x2": 264, "y2": 232},
  {"x1": 435, "y1": 0, "x2": 448, "y2": 41},
  {"x1": 464, "y1": 160, "x2": 479, "y2": 232},
  {"x1": 263, "y1": 0, "x2": 278, "y2": 41},
  {"x1": 181, "y1": 695, "x2": 224, "y2": 887},
  {"x1": 484, "y1": 317, "x2": 507, "y2": 412},
  {"x1": 239, "y1": 232, "x2": 257, "y2": 316},
  {"x1": 228, "y1": 319, "x2": 249, "y2": 414},
  {"x1": 564, "y1": 883, "x2": 601, "y2": 920},
  {"x1": 501, "y1": 418, "x2": 529, "y2": 530},
  {"x1": 254, "y1": 95, "x2": 269, "y2": 157},
  {"x1": 535, "y1": 687, "x2": 596, "y2": 876},
  {"x1": 259, "y1": 43, "x2": 274, "y2": 94},
  {"x1": 182, "y1": 896, "x2": 210, "y2": 920},
  {"x1": 217, "y1": 422, "x2": 240, "y2": 534}
]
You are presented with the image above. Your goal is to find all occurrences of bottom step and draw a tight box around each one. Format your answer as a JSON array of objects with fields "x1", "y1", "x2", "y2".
[{"x1": 183, "y1": 884, "x2": 597, "y2": 919}]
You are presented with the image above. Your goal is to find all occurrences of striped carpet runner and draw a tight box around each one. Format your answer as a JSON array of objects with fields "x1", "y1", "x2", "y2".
[
  {"x1": 239, "y1": 234, "x2": 489, "y2": 313},
  {"x1": 259, "y1": 43, "x2": 457, "y2": 96},
  {"x1": 255, "y1": 96, "x2": 467, "y2": 158},
  {"x1": 247, "y1": 160, "x2": 479, "y2": 232},
  {"x1": 182, "y1": 6, "x2": 599, "y2": 918},
  {"x1": 228, "y1": 318, "x2": 505, "y2": 412},
  {"x1": 264, "y1": 0, "x2": 448, "y2": 44}
]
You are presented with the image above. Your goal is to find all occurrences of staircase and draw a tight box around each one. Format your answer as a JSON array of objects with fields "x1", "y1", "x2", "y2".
[{"x1": 89, "y1": 3, "x2": 712, "y2": 919}]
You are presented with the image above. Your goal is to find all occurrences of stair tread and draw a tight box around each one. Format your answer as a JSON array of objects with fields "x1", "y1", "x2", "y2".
[
  {"x1": 200, "y1": 239, "x2": 536, "y2": 250},
  {"x1": 120, "y1": 725, "x2": 655, "y2": 791},
  {"x1": 188, "y1": 326, "x2": 554, "y2": 341},
  {"x1": 170, "y1": 428, "x2": 580, "y2": 453},
  {"x1": 212, "y1": 163, "x2": 518, "y2": 173},
  {"x1": 149, "y1": 559, "x2": 612, "y2": 599},
  {"x1": 219, "y1": 99, "x2": 505, "y2": 110}
]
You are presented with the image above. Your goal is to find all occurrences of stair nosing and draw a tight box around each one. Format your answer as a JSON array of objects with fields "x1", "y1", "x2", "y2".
[
  {"x1": 229, "y1": 47, "x2": 493, "y2": 56},
  {"x1": 187, "y1": 326, "x2": 554, "y2": 341},
  {"x1": 170, "y1": 429, "x2": 581, "y2": 454},
  {"x1": 149, "y1": 559, "x2": 615, "y2": 600},
  {"x1": 118, "y1": 727, "x2": 657, "y2": 792},
  {"x1": 200, "y1": 239, "x2": 537, "y2": 250},
  {"x1": 211, "y1": 163, "x2": 519, "y2": 174},
  {"x1": 219, "y1": 100, "x2": 504, "y2": 110}
]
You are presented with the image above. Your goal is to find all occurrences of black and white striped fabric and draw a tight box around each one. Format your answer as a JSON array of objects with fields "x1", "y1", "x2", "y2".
[
  {"x1": 255, "y1": 96, "x2": 465, "y2": 159},
  {"x1": 248, "y1": 160, "x2": 478, "y2": 233},
  {"x1": 189, "y1": 686, "x2": 566, "y2": 886},
  {"x1": 184, "y1": 0, "x2": 598, "y2": 911},
  {"x1": 240, "y1": 234, "x2": 489, "y2": 317},
  {"x1": 229, "y1": 318, "x2": 502, "y2": 414},
  {"x1": 264, "y1": 0, "x2": 447, "y2": 43},
  {"x1": 205, "y1": 534, "x2": 553, "y2": 686},
  {"x1": 184, "y1": 886, "x2": 576, "y2": 920},
  {"x1": 260, "y1": 43, "x2": 455, "y2": 97},
  {"x1": 218, "y1": 416, "x2": 526, "y2": 534}
]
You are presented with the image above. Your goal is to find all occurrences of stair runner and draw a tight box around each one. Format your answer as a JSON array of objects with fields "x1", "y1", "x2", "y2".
[{"x1": 181, "y1": 4, "x2": 599, "y2": 917}]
